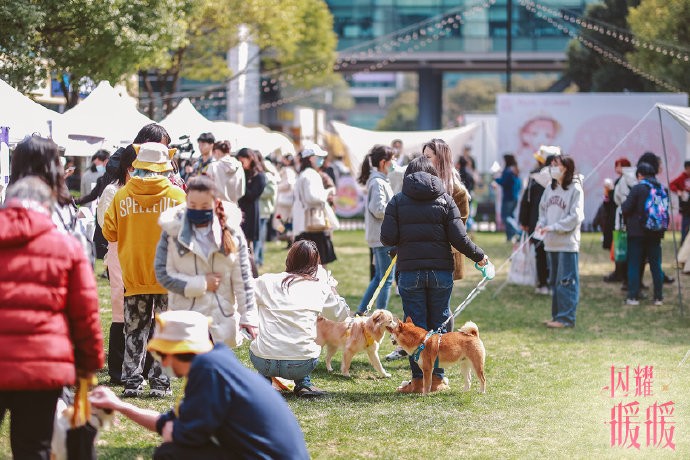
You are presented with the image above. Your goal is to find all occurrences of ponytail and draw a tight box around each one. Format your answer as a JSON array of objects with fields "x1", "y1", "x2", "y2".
[
  {"x1": 215, "y1": 199, "x2": 237, "y2": 255},
  {"x1": 358, "y1": 154, "x2": 373, "y2": 185},
  {"x1": 358, "y1": 144, "x2": 395, "y2": 186}
]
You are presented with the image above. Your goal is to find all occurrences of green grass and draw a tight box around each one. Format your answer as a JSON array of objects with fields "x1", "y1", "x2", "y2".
[{"x1": 3, "y1": 231, "x2": 690, "y2": 459}]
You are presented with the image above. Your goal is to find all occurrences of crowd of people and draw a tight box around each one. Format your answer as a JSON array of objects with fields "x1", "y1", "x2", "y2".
[{"x1": 1, "y1": 123, "x2": 684, "y2": 457}]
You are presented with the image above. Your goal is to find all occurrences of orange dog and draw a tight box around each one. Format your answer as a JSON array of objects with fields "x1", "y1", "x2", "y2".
[
  {"x1": 316, "y1": 309, "x2": 395, "y2": 378},
  {"x1": 386, "y1": 317, "x2": 486, "y2": 395}
]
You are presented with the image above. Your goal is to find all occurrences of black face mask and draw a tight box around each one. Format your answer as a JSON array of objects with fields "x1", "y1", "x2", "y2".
[{"x1": 187, "y1": 208, "x2": 213, "y2": 225}]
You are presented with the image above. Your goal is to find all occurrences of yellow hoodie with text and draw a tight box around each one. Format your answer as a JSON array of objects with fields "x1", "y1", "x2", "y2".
[{"x1": 103, "y1": 176, "x2": 186, "y2": 296}]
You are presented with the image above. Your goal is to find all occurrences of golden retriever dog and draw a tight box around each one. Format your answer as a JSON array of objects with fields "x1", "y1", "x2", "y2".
[
  {"x1": 386, "y1": 317, "x2": 486, "y2": 395},
  {"x1": 316, "y1": 309, "x2": 396, "y2": 378}
]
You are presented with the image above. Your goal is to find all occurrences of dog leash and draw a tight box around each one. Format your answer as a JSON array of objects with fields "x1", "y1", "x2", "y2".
[
  {"x1": 363, "y1": 255, "x2": 397, "y2": 315},
  {"x1": 437, "y1": 261, "x2": 496, "y2": 333}
]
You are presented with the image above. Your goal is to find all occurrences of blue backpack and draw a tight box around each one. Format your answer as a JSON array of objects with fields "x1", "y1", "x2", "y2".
[{"x1": 640, "y1": 179, "x2": 669, "y2": 232}]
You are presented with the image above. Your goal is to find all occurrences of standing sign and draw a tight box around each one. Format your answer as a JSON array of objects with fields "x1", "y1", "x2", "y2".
[{"x1": 0, "y1": 126, "x2": 10, "y2": 202}]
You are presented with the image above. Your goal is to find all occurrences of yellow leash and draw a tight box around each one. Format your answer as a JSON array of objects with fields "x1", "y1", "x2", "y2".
[{"x1": 363, "y1": 255, "x2": 397, "y2": 315}]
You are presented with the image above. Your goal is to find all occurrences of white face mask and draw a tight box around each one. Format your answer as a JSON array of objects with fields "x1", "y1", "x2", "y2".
[
  {"x1": 96, "y1": 164, "x2": 105, "y2": 173},
  {"x1": 550, "y1": 166, "x2": 563, "y2": 181}
]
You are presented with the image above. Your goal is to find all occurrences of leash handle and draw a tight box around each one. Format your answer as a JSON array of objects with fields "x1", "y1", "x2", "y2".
[
  {"x1": 475, "y1": 260, "x2": 495, "y2": 280},
  {"x1": 363, "y1": 255, "x2": 397, "y2": 315}
]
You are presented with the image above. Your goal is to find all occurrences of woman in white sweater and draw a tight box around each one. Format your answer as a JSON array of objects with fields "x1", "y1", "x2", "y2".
[{"x1": 250, "y1": 240, "x2": 350, "y2": 397}]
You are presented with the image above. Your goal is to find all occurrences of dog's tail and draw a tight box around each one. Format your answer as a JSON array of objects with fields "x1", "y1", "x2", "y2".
[{"x1": 459, "y1": 321, "x2": 479, "y2": 337}]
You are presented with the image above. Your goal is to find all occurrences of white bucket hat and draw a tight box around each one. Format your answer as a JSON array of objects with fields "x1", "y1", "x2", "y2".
[
  {"x1": 147, "y1": 311, "x2": 213, "y2": 355},
  {"x1": 131, "y1": 142, "x2": 176, "y2": 173}
]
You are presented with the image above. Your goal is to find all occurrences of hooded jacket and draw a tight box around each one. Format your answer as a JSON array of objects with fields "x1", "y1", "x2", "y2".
[
  {"x1": 537, "y1": 175, "x2": 585, "y2": 252},
  {"x1": 365, "y1": 169, "x2": 394, "y2": 248},
  {"x1": 102, "y1": 176, "x2": 186, "y2": 296},
  {"x1": 206, "y1": 156, "x2": 246, "y2": 203},
  {"x1": 380, "y1": 171, "x2": 484, "y2": 272},
  {"x1": 0, "y1": 205, "x2": 104, "y2": 390},
  {"x1": 155, "y1": 202, "x2": 257, "y2": 348}
]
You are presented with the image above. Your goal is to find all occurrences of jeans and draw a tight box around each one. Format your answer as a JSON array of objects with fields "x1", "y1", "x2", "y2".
[
  {"x1": 254, "y1": 217, "x2": 269, "y2": 266},
  {"x1": 0, "y1": 389, "x2": 61, "y2": 460},
  {"x1": 547, "y1": 252, "x2": 579, "y2": 326},
  {"x1": 682, "y1": 214, "x2": 690, "y2": 243},
  {"x1": 154, "y1": 442, "x2": 231, "y2": 460},
  {"x1": 627, "y1": 236, "x2": 663, "y2": 300},
  {"x1": 357, "y1": 246, "x2": 395, "y2": 313},
  {"x1": 501, "y1": 200, "x2": 520, "y2": 241},
  {"x1": 398, "y1": 269, "x2": 453, "y2": 379},
  {"x1": 249, "y1": 351, "x2": 318, "y2": 390}
]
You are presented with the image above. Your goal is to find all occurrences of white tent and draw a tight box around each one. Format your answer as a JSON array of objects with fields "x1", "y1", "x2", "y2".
[
  {"x1": 330, "y1": 121, "x2": 480, "y2": 172},
  {"x1": 657, "y1": 104, "x2": 690, "y2": 133},
  {"x1": 54, "y1": 81, "x2": 154, "y2": 156},
  {"x1": 160, "y1": 98, "x2": 220, "y2": 146},
  {"x1": 0, "y1": 78, "x2": 60, "y2": 143}
]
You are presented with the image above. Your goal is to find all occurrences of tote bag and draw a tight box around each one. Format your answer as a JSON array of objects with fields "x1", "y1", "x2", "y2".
[
  {"x1": 613, "y1": 230, "x2": 627, "y2": 262},
  {"x1": 507, "y1": 234, "x2": 536, "y2": 286}
]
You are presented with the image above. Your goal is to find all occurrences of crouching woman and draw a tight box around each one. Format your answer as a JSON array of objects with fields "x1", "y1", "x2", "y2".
[
  {"x1": 155, "y1": 175, "x2": 258, "y2": 348},
  {"x1": 249, "y1": 240, "x2": 350, "y2": 397}
]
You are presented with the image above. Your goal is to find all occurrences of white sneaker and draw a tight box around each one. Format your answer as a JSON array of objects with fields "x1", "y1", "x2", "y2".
[
  {"x1": 534, "y1": 286, "x2": 550, "y2": 295},
  {"x1": 654, "y1": 299, "x2": 664, "y2": 306},
  {"x1": 385, "y1": 347, "x2": 408, "y2": 361},
  {"x1": 625, "y1": 298, "x2": 640, "y2": 306}
]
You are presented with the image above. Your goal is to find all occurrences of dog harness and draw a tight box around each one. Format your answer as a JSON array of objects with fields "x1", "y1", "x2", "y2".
[{"x1": 411, "y1": 330, "x2": 440, "y2": 368}]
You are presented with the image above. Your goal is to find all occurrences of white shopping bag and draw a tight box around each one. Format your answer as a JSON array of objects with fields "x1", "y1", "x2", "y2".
[{"x1": 507, "y1": 234, "x2": 536, "y2": 286}]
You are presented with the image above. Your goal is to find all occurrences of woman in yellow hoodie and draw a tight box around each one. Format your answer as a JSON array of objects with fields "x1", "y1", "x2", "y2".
[{"x1": 102, "y1": 142, "x2": 186, "y2": 398}]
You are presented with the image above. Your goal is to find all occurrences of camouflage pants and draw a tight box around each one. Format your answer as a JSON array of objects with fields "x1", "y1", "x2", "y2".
[{"x1": 122, "y1": 294, "x2": 169, "y2": 389}]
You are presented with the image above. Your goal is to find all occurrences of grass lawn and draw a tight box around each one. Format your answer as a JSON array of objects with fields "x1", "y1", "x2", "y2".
[{"x1": 2, "y1": 230, "x2": 690, "y2": 459}]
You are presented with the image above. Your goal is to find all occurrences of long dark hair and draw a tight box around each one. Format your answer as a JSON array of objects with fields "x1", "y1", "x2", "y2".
[
  {"x1": 281, "y1": 240, "x2": 321, "y2": 290},
  {"x1": 358, "y1": 144, "x2": 394, "y2": 185},
  {"x1": 186, "y1": 176, "x2": 236, "y2": 254},
  {"x1": 553, "y1": 156, "x2": 576, "y2": 190},
  {"x1": 133, "y1": 123, "x2": 171, "y2": 146},
  {"x1": 236, "y1": 148, "x2": 263, "y2": 176},
  {"x1": 10, "y1": 136, "x2": 72, "y2": 206},
  {"x1": 89, "y1": 149, "x2": 110, "y2": 172},
  {"x1": 404, "y1": 155, "x2": 439, "y2": 177},
  {"x1": 115, "y1": 145, "x2": 138, "y2": 186}
]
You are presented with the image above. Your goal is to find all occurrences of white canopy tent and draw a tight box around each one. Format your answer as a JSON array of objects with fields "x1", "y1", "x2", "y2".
[
  {"x1": 53, "y1": 81, "x2": 155, "y2": 157},
  {"x1": 330, "y1": 121, "x2": 480, "y2": 173},
  {"x1": 0, "y1": 78, "x2": 60, "y2": 143}
]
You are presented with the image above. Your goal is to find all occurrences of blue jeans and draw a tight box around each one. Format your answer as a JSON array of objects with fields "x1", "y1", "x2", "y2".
[
  {"x1": 398, "y1": 269, "x2": 453, "y2": 380},
  {"x1": 547, "y1": 252, "x2": 579, "y2": 327},
  {"x1": 249, "y1": 350, "x2": 318, "y2": 390},
  {"x1": 682, "y1": 215, "x2": 690, "y2": 243},
  {"x1": 501, "y1": 200, "x2": 520, "y2": 241},
  {"x1": 627, "y1": 236, "x2": 663, "y2": 301},
  {"x1": 357, "y1": 246, "x2": 395, "y2": 313},
  {"x1": 254, "y1": 217, "x2": 269, "y2": 266}
]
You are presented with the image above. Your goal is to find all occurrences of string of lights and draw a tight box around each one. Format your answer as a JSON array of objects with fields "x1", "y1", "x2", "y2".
[{"x1": 520, "y1": 0, "x2": 682, "y2": 92}]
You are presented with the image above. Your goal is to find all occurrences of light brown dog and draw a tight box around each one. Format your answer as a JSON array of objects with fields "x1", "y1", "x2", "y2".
[
  {"x1": 316, "y1": 309, "x2": 396, "y2": 378},
  {"x1": 386, "y1": 317, "x2": 486, "y2": 395}
]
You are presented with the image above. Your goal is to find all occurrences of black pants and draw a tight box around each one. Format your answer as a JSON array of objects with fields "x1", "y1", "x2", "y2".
[
  {"x1": 153, "y1": 442, "x2": 231, "y2": 460},
  {"x1": 0, "y1": 389, "x2": 62, "y2": 460},
  {"x1": 534, "y1": 239, "x2": 549, "y2": 288}
]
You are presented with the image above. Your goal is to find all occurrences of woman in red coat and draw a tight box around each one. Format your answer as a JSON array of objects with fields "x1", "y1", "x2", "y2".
[{"x1": 0, "y1": 170, "x2": 104, "y2": 456}]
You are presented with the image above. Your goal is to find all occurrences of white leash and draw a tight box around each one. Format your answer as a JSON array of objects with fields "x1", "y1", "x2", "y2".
[{"x1": 437, "y1": 261, "x2": 496, "y2": 332}]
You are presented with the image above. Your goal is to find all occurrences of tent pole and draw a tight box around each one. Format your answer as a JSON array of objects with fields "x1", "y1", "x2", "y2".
[{"x1": 658, "y1": 107, "x2": 684, "y2": 318}]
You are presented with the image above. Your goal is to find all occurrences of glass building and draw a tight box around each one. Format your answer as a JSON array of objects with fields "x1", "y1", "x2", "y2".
[{"x1": 325, "y1": 0, "x2": 599, "y2": 128}]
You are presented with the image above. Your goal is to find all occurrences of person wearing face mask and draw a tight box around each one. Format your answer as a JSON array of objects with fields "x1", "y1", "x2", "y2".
[
  {"x1": 154, "y1": 175, "x2": 258, "y2": 349},
  {"x1": 80, "y1": 149, "x2": 110, "y2": 197},
  {"x1": 354, "y1": 145, "x2": 396, "y2": 315},
  {"x1": 536, "y1": 156, "x2": 584, "y2": 328},
  {"x1": 292, "y1": 144, "x2": 337, "y2": 266},
  {"x1": 235, "y1": 148, "x2": 268, "y2": 258},
  {"x1": 89, "y1": 310, "x2": 309, "y2": 460}
]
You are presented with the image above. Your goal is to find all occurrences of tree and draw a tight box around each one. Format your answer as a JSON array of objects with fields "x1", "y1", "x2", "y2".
[
  {"x1": 376, "y1": 91, "x2": 418, "y2": 131},
  {"x1": 0, "y1": 0, "x2": 186, "y2": 108},
  {"x1": 627, "y1": 0, "x2": 690, "y2": 92},
  {"x1": 564, "y1": 0, "x2": 649, "y2": 92},
  {"x1": 142, "y1": 0, "x2": 338, "y2": 116}
]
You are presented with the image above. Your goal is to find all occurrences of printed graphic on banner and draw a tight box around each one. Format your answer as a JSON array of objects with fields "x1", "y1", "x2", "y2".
[{"x1": 497, "y1": 93, "x2": 688, "y2": 223}]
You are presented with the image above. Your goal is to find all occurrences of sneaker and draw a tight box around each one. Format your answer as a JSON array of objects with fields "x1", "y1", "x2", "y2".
[
  {"x1": 122, "y1": 382, "x2": 145, "y2": 398},
  {"x1": 654, "y1": 298, "x2": 664, "y2": 306},
  {"x1": 625, "y1": 298, "x2": 640, "y2": 306},
  {"x1": 149, "y1": 386, "x2": 173, "y2": 398},
  {"x1": 385, "y1": 347, "x2": 408, "y2": 361},
  {"x1": 294, "y1": 385, "x2": 326, "y2": 398},
  {"x1": 431, "y1": 375, "x2": 450, "y2": 392},
  {"x1": 534, "y1": 286, "x2": 550, "y2": 295},
  {"x1": 664, "y1": 274, "x2": 675, "y2": 284}
]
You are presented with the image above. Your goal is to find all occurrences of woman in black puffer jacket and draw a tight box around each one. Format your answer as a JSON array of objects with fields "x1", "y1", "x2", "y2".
[{"x1": 381, "y1": 156, "x2": 489, "y2": 394}]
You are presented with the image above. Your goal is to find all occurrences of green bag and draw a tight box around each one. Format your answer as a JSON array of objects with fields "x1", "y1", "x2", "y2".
[{"x1": 613, "y1": 230, "x2": 627, "y2": 262}]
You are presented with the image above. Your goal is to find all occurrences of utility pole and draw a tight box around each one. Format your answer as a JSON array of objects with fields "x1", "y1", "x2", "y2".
[{"x1": 506, "y1": 0, "x2": 513, "y2": 92}]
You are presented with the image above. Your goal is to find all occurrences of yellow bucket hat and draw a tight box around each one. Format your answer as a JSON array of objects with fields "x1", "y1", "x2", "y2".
[
  {"x1": 131, "y1": 142, "x2": 177, "y2": 173},
  {"x1": 147, "y1": 311, "x2": 213, "y2": 355}
]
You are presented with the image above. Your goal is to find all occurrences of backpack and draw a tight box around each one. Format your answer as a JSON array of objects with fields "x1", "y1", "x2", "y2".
[{"x1": 640, "y1": 179, "x2": 669, "y2": 232}]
